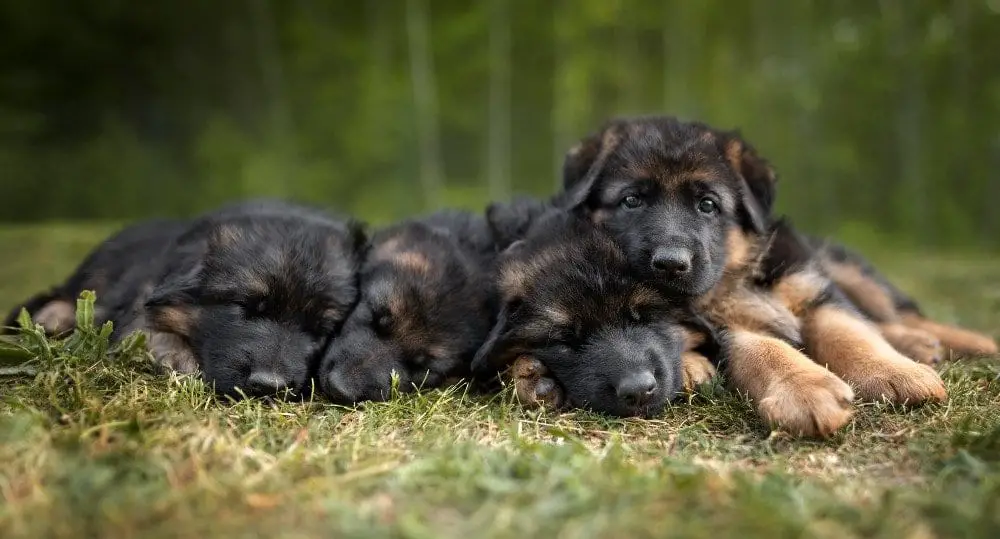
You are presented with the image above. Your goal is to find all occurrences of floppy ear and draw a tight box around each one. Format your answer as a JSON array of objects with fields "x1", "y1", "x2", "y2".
[
  {"x1": 144, "y1": 241, "x2": 207, "y2": 309},
  {"x1": 485, "y1": 197, "x2": 550, "y2": 250},
  {"x1": 554, "y1": 122, "x2": 624, "y2": 211},
  {"x1": 718, "y1": 131, "x2": 777, "y2": 235},
  {"x1": 470, "y1": 301, "x2": 522, "y2": 377}
]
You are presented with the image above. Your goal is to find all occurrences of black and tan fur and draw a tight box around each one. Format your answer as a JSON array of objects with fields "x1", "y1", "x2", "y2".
[
  {"x1": 317, "y1": 209, "x2": 498, "y2": 405},
  {"x1": 113, "y1": 199, "x2": 366, "y2": 399},
  {"x1": 2, "y1": 219, "x2": 189, "y2": 335},
  {"x1": 472, "y1": 206, "x2": 718, "y2": 417},
  {"x1": 552, "y1": 115, "x2": 949, "y2": 437}
]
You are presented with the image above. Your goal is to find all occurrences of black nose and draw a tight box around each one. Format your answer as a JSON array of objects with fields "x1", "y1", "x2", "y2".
[
  {"x1": 246, "y1": 371, "x2": 290, "y2": 396},
  {"x1": 616, "y1": 370, "x2": 658, "y2": 407},
  {"x1": 651, "y1": 247, "x2": 692, "y2": 275},
  {"x1": 322, "y1": 370, "x2": 358, "y2": 405}
]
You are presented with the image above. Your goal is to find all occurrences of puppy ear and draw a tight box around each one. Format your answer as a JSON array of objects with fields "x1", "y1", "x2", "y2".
[
  {"x1": 345, "y1": 219, "x2": 369, "y2": 256},
  {"x1": 485, "y1": 197, "x2": 550, "y2": 250},
  {"x1": 471, "y1": 301, "x2": 521, "y2": 377},
  {"x1": 718, "y1": 130, "x2": 777, "y2": 235},
  {"x1": 145, "y1": 268, "x2": 200, "y2": 308},
  {"x1": 555, "y1": 122, "x2": 624, "y2": 211}
]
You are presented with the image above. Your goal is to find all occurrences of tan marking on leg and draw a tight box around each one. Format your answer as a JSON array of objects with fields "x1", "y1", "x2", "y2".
[
  {"x1": 900, "y1": 313, "x2": 998, "y2": 357},
  {"x1": 681, "y1": 351, "x2": 716, "y2": 391},
  {"x1": 878, "y1": 323, "x2": 943, "y2": 365},
  {"x1": 824, "y1": 260, "x2": 898, "y2": 322},
  {"x1": 509, "y1": 355, "x2": 564, "y2": 409},
  {"x1": 804, "y1": 305, "x2": 947, "y2": 404},
  {"x1": 771, "y1": 268, "x2": 829, "y2": 318},
  {"x1": 33, "y1": 300, "x2": 76, "y2": 334},
  {"x1": 727, "y1": 329, "x2": 854, "y2": 438}
]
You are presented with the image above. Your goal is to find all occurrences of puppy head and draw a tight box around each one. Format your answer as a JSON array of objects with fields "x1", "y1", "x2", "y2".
[
  {"x1": 555, "y1": 116, "x2": 777, "y2": 297},
  {"x1": 145, "y1": 211, "x2": 365, "y2": 399},
  {"x1": 472, "y1": 212, "x2": 704, "y2": 418},
  {"x1": 319, "y1": 220, "x2": 495, "y2": 405}
]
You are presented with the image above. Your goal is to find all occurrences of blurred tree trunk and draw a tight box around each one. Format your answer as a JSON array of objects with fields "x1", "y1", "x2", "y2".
[
  {"x1": 250, "y1": 0, "x2": 294, "y2": 195},
  {"x1": 406, "y1": 0, "x2": 444, "y2": 209},
  {"x1": 487, "y1": 0, "x2": 511, "y2": 201},
  {"x1": 551, "y1": 0, "x2": 570, "y2": 190}
]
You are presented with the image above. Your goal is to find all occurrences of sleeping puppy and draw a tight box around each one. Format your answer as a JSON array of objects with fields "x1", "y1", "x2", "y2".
[
  {"x1": 317, "y1": 209, "x2": 498, "y2": 405},
  {"x1": 555, "y1": 116, "x2": 946, "y2": 437},
  {"x1": 472, "y1": 206, "x2": 718, "y2": 418},
  {"x1": 2, "y1": 219, "x2": 190, "y2": 335},
  {"x1": 113, "y1": 199, "x2": 366, "y2": 399}
]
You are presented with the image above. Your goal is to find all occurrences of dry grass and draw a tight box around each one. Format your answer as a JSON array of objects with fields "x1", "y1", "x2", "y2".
[{"x1": 1, "y1": 225, "x2": 998, "y2": 538}]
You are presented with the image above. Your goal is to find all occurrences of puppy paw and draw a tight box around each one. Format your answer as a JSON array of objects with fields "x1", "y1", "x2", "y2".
[
  {"x1": 33, "y1": 299, "x2": 75, "y2": 334},
  {"x1": 851, "y1": 355, "x2": 948, "y2": 405},
  {"x1": 880, "y1": 323, "x2": 943, "y2": 365},
  {"x1": 681, "y1": 352, "x2": 717, "y2": 391},
  {"x1": 147, "y1": 331, "x2": 199, "y2": 374},
  {"x1": 757, "y1": 368, "x2": 855, "y2": 438},
  {"x1": 510, "y1": 355, "x2": 564, "y2": 409}
]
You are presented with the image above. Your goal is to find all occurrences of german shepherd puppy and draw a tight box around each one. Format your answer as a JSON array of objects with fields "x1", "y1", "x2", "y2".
[
  {"x1": 2, "y1": 219, "x2": 190, "y2": 335},
  {"x1": 317, "y1": 209, "x2": 498, "y2": 405},
  {"x1": 555, "y1": 116, "x2": 947, "y2": 437},
  {"x1": 471, "y1": 205, "x2": 718, "y2": 418},
  {"x1": 113, "y1": 199, "x2": 366, "y2": 399},
  {"x1": 808, "y1": 236, "x2": 998, "y2": 361}
]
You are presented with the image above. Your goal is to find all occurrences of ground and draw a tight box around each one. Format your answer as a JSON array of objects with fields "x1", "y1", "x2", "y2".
[{"x1": 1, "y1": 224, "x2": 998, "y2": 539}]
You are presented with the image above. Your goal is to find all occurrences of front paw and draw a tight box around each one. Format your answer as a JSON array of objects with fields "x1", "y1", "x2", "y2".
[
  {"x1": 851, "y1": 354, "x2": 947, "y2": 405},
  {"x1": 757, "y1": 368, "x2": 855, "y2": 438},
  {"x1": 510, "y1": 355, "x2": 564, "y2": 409},
  {"x1": 681, "y1": 352, "x2": 717, "y2": 391}
]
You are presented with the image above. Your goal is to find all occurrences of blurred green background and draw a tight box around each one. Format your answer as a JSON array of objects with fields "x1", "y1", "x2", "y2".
[{"x1": 1, "y1": 0, "x2": 998, "y2": 250}]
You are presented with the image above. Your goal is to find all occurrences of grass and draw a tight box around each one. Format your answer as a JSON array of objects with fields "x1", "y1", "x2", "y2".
[{"x1": 1, "y1": 225, "x2": 999, "y2": 538}]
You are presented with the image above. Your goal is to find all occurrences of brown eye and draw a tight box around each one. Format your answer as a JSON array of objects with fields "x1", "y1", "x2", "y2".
[
  {"x1": 697, "y1": 198, "x2": 718, "y2": 214},
  {"x1": 620, "y1": 195, "x2": 643, "y2": 209}
]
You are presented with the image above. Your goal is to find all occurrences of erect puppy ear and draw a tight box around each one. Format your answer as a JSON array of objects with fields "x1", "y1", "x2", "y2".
[
  {"x1": 717, "y1": 130, "x2": 777, "y2": 235},
  {"x1": 555, "y1": 121, "x2": 625, "y2": 211}
]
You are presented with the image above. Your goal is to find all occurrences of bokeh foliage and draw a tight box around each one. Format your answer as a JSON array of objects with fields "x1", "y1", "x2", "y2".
[{"x1": 1, "y1": 0, "x2": 998, "y2": 248}]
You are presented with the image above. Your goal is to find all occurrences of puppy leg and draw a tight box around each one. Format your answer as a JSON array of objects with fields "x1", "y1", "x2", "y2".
[
  {"x1": 509, "y1": 355, "x2": 565, "y2": 409},
  {"x1": 805, "y1": 305, "x2": 947, "y2": 404},
  {"x1": 147, "y1": 331, "x2": 198, "y2": 374},
  {"x1": 900, "y1": 313, "x2": 998, "y2": 358},
  {"x1": 33, "y1": 299, "x2": 76, "y2": 334},
  {"x1": 681, "y1": 351, "x2": 717, "y2": 391},
  {"x1": 727, "y1": 329, "x2": 854, "y2": 438},
  {"x1": 878, "y1": 323, "x2": 944, "y2": 365}
]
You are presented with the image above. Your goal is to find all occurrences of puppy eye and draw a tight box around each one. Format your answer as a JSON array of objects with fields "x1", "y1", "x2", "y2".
[
  {"x1": 243, "y1": 299, "x2": 268, "y2": 317},
  {"x1": 697, "y1": 197, "x2": 718, "y2": 214},
  {"x1": 620, "y1": 195, "x2": 643, "y2": 209},
  {"x1": 373, "y1": 314, "x2": 392, "y2": 335}
]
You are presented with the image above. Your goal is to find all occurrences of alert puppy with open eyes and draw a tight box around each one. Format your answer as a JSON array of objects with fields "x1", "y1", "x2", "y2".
[
  {"x1": 112, "y1": 199, "x2": 367, "y2": 400},
  {"x1": 550, "y1": 115, "x2": 948, "y2": 437},
  {"x1": 317, "y1": 209, "x2": 499, "y2": 405},
  {"x1": 472, "y1": 204, "x2": 719, "y2": 417}
]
